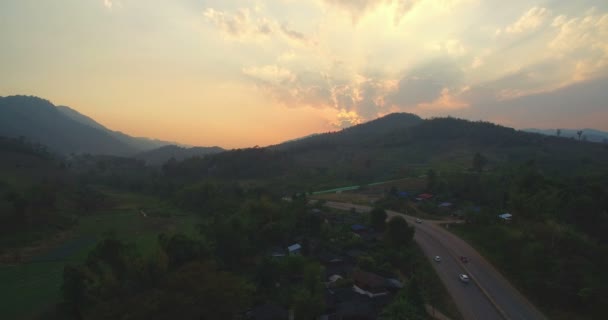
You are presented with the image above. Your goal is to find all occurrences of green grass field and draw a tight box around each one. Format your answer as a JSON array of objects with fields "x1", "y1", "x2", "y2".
[{"x1": 0, "y1": 189, "x2": 200, "y2": 319}]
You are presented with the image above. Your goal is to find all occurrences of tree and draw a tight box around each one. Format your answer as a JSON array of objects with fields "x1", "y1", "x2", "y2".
[
  {"x1": 426, "y1": 169, "x2": 437, "y2": 191},
  {"x1": 577, "y1": 130, "x2": 583, "y2": 140},
  {"x1": 385, "y1": 216, "x2": 414, "y2": 247},
  {"x1": 87, "y1": 262, "x2": 254, "y2": 320},
  {"x1": 212, "y1": 217, "x2": 251, "y2": 269},
  {"x1": 158, "y1": 234, "x2": 207, "y2": 269},
  {"x1": 380, "y1": 295, "x2": 425, "y2": 320},
  {"x1": 62, "y1": 265, "x2": 87, "y2": 319},
  {"x1": 370, "y1": 207, "x2": 388, "y2": 231},
  {"x1": 472, "y1": 152, "x2": 488, "y2": 173},
  {"x1": 556, "y1": 129, "x2": 562, "y2": 137}
]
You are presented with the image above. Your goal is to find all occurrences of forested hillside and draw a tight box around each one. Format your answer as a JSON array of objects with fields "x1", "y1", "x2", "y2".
[{"x1": 0, "y1": 96, "x2": 178, "y2": 156}]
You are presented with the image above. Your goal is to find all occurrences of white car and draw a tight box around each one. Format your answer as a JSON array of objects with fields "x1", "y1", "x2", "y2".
[
  {"x1": 415, "y1": 218, "x2": 422, "y2": 224},
  {"x1": 434, "y1": 256, "x2": 442, "y2": 262},
  {"x1": 459, "y1": 274, "x2": 470, "y2": 283}
]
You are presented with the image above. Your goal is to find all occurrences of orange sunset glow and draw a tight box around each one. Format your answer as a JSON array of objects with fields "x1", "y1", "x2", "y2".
[{"x1": 2, "y1": 0, "x2": 608, "y2": 148}]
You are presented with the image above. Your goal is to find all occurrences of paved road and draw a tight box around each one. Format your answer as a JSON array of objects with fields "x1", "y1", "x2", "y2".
[{"x1": 325, "y1": 201, "x2": 547, "y2": 320}]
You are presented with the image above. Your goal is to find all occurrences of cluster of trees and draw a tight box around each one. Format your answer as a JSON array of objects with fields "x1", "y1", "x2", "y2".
[{"x1": 60, "y1": 236, "x2": 252, "y2": 320}]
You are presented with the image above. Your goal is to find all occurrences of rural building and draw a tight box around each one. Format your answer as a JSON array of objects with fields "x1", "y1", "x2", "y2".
[
  {"x1": 498, "y1": 213, "x2": 512, "y2": 221},
  {"x1": 287, "y1": 243, "x2": 302, "y2": 255},
  {"x1": 352, "y1": 270, "x2": 389, "y2": 298}
]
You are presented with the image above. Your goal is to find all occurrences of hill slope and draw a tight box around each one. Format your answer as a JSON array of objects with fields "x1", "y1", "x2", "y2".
[
  {"x1": 0, "y1": 95, "x2": 181, "y2": 156},
  {"x1": 0, "y1": 96, "x2": 138, "y2": 156},
  {"x1": 56, "y1": 105, "x2": 179, "y2": 151}
]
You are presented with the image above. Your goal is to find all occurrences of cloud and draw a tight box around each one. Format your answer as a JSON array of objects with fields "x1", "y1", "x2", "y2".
[
  {"x1": 332, "y1": 109, "x2": 363, "y2": 128},
  {"x1": 471, "y1": 57, "x2": 484, "y2": 69},
  {"x1": 455, "y1": 76, "x2": 608, "y2": 130},
  {"x1": 203, "y1": 7, "x2": 312, "y2": 46},
  {"x1": 321, "y1": 0, "x2": 423, "y2": 24},
  {"x1": 103, "y1": 0, "x2": 113, "y2": 9},
  {"x1": 550, "y1": 11, "x2": 608, "y2": 56},
  {"x1": 242, "y1": 62, "x2": 398, "y2": 124},
  {"x1": 432, "y1": 39, "x2": 467, "y2": 57},
  {"x1": 548, "y1": 10, "x2": 608, "y2": 82},
  {"x1": 322, "y1": 0, "x2": 386, "y2": 20},
  {"x1": 414, "y1": 88, "x2": 469, "y2": 112},
  {"x1": 204, "y1": 8, "x2": 259, "y2": 37},
  {"x1": 496, "y1": 6, "x2": 550, "y2": 35},
  {"x1": 244, "y1": 67, "x2": 334, "y2": 109},
  {"x1": 280, "y1": 24, "x2": 308, "y2": 43},
  {"x1": 207, "y1": 2, "x2": 607, "y2": 130},
  {"x1": 242, "y1": 65, "x2": 296, "y2": 84}
]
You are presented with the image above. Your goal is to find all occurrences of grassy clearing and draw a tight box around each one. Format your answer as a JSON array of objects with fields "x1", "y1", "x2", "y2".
[
  {"x1": 0, "y1": 189, "x2": 200, "y2": 320},
  {"x1": 0, "y1": 261, "x2": 65, "y2": 320}
]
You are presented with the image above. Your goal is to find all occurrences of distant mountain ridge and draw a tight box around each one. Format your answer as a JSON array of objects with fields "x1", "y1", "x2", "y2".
[
  {"x1": 0, "y1": 95, "x2": 185, "y2": 156},
  {"x1": 56, "y1": 105, "x2": 181, "y2": 151},
  {"x1": 524, "y1": 128, "x2": 608, "y2": 143}
]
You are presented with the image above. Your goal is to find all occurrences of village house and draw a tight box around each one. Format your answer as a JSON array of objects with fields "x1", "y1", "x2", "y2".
[{"x1": 352, "y1": 270, "x2": 390, "y2": 298}]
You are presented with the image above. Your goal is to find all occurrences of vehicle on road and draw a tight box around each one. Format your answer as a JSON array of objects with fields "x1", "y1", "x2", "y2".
[
  {"x1": 415, "y1": 218, "x2": 422, "y2": 223},
  {"x1": 459, "y1": 274, "x2": 470, "y2": 283},
  {"x1": 460, "y1": 256, "x2": 469, "y2": 263},
  {"x1": 434, "y1": 255, "x2": 442, "y2": 262}
]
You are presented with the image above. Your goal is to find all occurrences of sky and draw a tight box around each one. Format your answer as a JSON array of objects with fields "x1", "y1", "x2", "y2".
[{"x1": 1, "y1": 0, "x2": 608, "y2": 148}]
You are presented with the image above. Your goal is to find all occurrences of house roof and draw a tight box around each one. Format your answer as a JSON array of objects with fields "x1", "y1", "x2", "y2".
[
  {"x1": 324, "y1": 263, "x2": 354, "y2": 278},
  {"x1": 438, "y1": 202, "x2": 453, "y2": 207},
  {"x1": 288, "y1": 243, "x2": 302, "y2": 252},
  {"x1": 498, "y1": 213, "x2": 512, "y2": 220},
  {"x1": 418, "y1": 193, "x2": 433, "y2": 199},
  {"x1": 328, "y1": 274, "x2": 343, "y2": 282},
  {"x1": 352, "y1": 270, "x2": 387, "y2": 292},
  {"x1": 351, "y1": 224, "x2": 367, "y2": 232},
  {"x1": 318, "y1": 252, "x2": 344, "y2": 264},
  {"x1": 386, "y1": 278, "x2": 404, "y2": 289}
]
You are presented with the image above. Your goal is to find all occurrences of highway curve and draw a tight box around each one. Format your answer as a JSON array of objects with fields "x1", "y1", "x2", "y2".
[{"x1": 325, "y1": 201, "x2": 547, "y2": 320}]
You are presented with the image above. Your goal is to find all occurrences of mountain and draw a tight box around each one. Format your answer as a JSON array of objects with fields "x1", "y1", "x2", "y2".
[
  {"x1": 164, "y1": 113, "x2": 608, "y2": 189},
  {"x1": 0, "y1": 96, "x2": 137, "y2": 156},
  {"x1": 0, "y1": 95, "x2": 181, "y2": 156},
  {"x1": 524, "y1": 128, "x2": 608, "y2": 143},
  {"x1": 135, "y1": 145, "x2": 225, "y2": 165},
  {"x1": 273, "y1": 112, "x2": 423, "y2": 150},
  {"x1": 56, "y1": 105, "x2": 180, "y2": 151}
]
